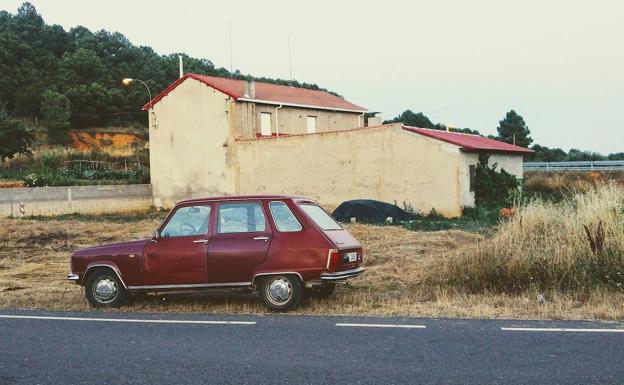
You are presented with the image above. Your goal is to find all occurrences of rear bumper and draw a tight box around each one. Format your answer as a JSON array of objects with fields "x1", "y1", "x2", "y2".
[{"x1": 320, "y1": 267, "x2": 365, "y2": 281}]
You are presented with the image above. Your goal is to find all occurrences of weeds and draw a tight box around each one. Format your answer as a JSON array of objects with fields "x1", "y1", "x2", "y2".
[
  {"x1": 0, "y1": 147, "x2": 150, "y2": 186},
  {"x1": 523, "y1": 170, "x2": 624, "y2": 202},
  {"x1": 402, "y1": 207, "x2": 499, "y2": 233},
  {"x1": 427, "y1": 183, "x2": 624, "y2": 293}
]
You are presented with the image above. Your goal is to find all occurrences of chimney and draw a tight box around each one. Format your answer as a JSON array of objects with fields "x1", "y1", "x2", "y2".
[
  {"x1": 244, "y1": 80, "x2": 256, "y2": 98},
  {"x1": 178, "y1": 54, "x2": 184, "y2": 78}
]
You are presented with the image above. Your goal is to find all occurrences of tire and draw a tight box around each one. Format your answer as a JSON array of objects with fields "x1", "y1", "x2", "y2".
[
  {"x1": 306, "y1": 283, "x2": 336, "y2": 299},
  {"x1": 259, "y1": 275, "x2": 302, "y2": 312},
  {"x1": 85, "y1": 269, "x2": 127, "y2": 308}
]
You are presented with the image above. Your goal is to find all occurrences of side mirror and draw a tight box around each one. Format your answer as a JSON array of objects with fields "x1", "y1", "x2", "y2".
[{"x1": 150, "y1": 231, "x2": 160, "y2": 242}]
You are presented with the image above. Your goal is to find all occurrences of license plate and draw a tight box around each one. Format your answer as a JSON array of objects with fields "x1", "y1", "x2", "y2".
[{"x1": 345, "y1": 252, "x2": 358, "y2": 262}]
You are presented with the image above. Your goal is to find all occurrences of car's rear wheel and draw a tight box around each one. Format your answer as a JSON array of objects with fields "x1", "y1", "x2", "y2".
[
  {"x1": 85, "y1": 269, "x2": 127, "y2": 308},
  {"x1": 307, "y1": 283, "x2": 336, "y2": 299},
  {"x1": 259, "y1": 275, "x2": 302, "y2": 312}
]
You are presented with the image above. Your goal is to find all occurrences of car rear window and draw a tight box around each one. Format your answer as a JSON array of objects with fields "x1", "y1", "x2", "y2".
[{"x1": 299, "y1": 204, "x2": 342, "y2": 231}]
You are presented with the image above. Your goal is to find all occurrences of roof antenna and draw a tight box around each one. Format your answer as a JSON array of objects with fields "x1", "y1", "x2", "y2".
[
  {"x1": 228, "y1": 20, "x2": 233, "y2": 78},
  {"x1": 288, "y1": 34, "x2": 293, "y2": 84}
]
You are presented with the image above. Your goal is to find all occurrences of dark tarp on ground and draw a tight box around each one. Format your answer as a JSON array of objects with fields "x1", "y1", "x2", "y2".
[{"x1": 331, "y1": 199, "x2": 414, "y2": 223}]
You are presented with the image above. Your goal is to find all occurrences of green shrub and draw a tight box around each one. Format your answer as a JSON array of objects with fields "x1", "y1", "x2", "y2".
[
  {"x1": 23, "y1": 173, "x2": 47, "y2": 187},
  {"x1": 474, "y1": 154, "x2": 520, "y2": 209}
]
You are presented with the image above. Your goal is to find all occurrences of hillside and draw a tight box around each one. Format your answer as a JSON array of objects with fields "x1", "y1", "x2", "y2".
[{"x1": 0, "y1": 2, "x2": 338, "y2": 132}]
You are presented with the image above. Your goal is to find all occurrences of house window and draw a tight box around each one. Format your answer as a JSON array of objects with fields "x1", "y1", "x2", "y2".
[
  {"x1": 469, "y1": 165, "x2": 476, "y2": 192},
  {"x1": 306, "y1": 116, "x2": 316, "y2": 134},
  {"x1": 260, "y1": 112, "x2": 272, "y2": 136}
]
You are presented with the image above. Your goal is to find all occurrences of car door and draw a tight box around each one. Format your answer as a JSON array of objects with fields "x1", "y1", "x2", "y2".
[
  {"x1": 207, "y1": 201, "x2": 272, "y2": 283},
  {"x1": 142, "y1": 203, "x2": 212, "y2": 286}
]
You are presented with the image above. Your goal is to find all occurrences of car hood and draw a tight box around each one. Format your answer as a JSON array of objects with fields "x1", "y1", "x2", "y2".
[{"x1": 72, "y1": 239, "x2": 149, "y2": 257}]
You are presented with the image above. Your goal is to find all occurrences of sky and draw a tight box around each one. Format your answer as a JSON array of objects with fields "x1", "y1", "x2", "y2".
[{"x1": 1, "y1": 0, "x2": 623, "y2": 153}]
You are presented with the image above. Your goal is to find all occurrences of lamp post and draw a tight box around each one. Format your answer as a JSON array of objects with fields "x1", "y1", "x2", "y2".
[
  {"x1": 122, "y1": 78, "x2": 156, "y2": 128},
  {"x1": 122, "y1": 78, "x2": 153, "y2": 108}
]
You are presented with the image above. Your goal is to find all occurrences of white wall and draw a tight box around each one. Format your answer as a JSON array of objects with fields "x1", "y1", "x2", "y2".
[
  {"x1": 459, "y1": 152, "x2": 525, "y2": 208},
  {"x1": 0, "y1": 185, "x2": 152, "y2": 217},
  {"x1": 149, "y1": 78, "x2": 236, "y2": 207},
  {"x1": 234, "y1": 125, "x2": 465, "y2": 217}
]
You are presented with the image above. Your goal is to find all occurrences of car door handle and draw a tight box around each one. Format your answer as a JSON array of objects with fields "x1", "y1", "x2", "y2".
[
  {"x1": 253, "y1": 236, "x2": 270, "y2": 242},
  {"x1": 193, "y1": 239, "x2": 209, "y2": 245}
]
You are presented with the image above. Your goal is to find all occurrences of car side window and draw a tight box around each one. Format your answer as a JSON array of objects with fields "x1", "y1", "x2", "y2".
[
  {"x1": 217, "y1": 202, "x2": 267, "y2": 234},
  {"x1": 161, "y1": 205, "x2": 211, "y2": 237},
  {"x1": 269, "y1": 201, "x2": 302, "y2": 232}
]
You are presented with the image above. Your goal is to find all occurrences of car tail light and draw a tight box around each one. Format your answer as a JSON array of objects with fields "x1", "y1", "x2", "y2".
[{"x1": 326, "y1": 249, "x2": 340, "y2": 270}]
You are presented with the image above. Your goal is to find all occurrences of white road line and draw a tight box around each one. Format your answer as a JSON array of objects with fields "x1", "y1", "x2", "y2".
[
  {"x1": 336, "y1": 323, "x2": 426, "y2": 329},
  {"x1": 502, "y1": 327, "x2": 624, "y2": 333},
  {"x1": 0, "y1": 314, "x2": 255, "y2": 325}
]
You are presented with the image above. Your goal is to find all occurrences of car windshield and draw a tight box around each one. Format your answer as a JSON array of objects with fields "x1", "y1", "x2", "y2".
[{"x1": 299, "y1": 204, "x2": 342, "y2": 231}]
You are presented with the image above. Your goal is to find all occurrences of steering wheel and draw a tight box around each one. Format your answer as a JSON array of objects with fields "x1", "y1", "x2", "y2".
[{"x1": 180, "y1": 223, "x2": 197, "y2": 235}]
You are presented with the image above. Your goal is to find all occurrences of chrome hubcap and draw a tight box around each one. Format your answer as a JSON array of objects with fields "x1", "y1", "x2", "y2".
[
  {"x1": 93, "y1": 278, "x2": 117, "y2": 303},
  {"x1": 267, "y1": 278, "x2": 292, "y2": 305}
]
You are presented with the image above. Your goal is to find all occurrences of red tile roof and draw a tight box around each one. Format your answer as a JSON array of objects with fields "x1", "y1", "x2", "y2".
[
  {"x1": 143, "y1": 73, "x2": 367, "y2": 112},
  {"x1": 403, "y1": 126, "x2": 534, "y2": 154}
]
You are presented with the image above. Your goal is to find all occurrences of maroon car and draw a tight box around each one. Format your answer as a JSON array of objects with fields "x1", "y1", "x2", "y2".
[{"x1": 68, "y1": 195, "x2": 364, "y2": 311}]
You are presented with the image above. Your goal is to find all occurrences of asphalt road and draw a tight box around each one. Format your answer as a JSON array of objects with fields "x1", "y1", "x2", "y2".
[{"x1": 1, "y1": 310, "x2": 624, "y2": 385}]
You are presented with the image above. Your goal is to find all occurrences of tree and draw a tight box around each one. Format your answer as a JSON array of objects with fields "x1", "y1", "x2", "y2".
[
  {"x1": 474, "y1": 154, "x2": 520, "y2": 209},
  {"x1": 566, "y1": 149, "x2": 605, "y2": 161},
  {"x1": 0, "y1": 3, "x2": 340, "y2": 130},
  {"x1": 384, "y1": 110, "x2": 436, "y2": 128},
  {"x1": 40, "y1": 90, "x2": 71, "y2": 143},
  {"x1": 530, "y1": 144, "x2": 567, "y2": 162},
  {"x1": 496, "y1": 110, "x2": 532, "y2": 147},
  {"x1": 384, "y1": 110, "x2": 482, "y2": 135},
  {"x1": 454, "y1": 127, "x2": 481, "y2": 135},
  {"x1": 0, "y1": 108, "x2": 35, "y2": 161},
  {"x1": 607, "y1": 152, "x2": 624, "y2": 161}
]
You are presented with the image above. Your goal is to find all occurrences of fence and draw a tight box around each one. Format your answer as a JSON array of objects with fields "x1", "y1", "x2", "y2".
[
  {"x1": 524, "y1": 160, "x2": 624, "y2": 172},
  {"x1": 64, "y1": 159, "x2": 146, "y2": 173},
  {"x1": 0, "y1": 184, "x2": 153, "y2": 217}
]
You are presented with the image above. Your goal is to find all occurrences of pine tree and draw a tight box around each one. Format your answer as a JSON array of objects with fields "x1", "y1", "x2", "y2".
[{"x1": 496, "y1": 110, "x2": 533, "y2": 147}]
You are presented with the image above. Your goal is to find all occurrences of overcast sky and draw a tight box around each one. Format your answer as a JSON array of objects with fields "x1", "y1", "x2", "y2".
[{"x1": 2, "y1": 0, "x2": 623, "y2": 153}]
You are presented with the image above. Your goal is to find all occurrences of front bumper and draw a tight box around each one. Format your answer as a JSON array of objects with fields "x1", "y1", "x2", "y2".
[
  {"x1": 67, "y1": 272, "x2": 80, "y2": 282},
  {"x1": 320, "y1": 267, "x2": 365, "y2": 281}
]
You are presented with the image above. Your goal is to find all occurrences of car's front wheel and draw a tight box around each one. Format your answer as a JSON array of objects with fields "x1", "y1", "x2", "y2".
[
  {"x1": 259, "y1": 275, "x2": 302, "y2": 312},
  {"x1": 85, "y1": 269, "x2": 127, "y2": 308}
]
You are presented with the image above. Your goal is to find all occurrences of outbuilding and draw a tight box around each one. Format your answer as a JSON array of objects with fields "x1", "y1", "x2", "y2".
[{"x1": 145, "y1": 74, "x2": 532, "y2": 217}]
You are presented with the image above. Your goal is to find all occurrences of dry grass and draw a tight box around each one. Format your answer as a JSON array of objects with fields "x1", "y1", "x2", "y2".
[
  {"x1": 427, "y1": 183, "x2": 624, "y2": 295},
  {"x1": 1, "y1": 204, "x2": 624, "y2": 320},
  {"x1": 523, "y1": 170, "x2": 624, "y2": 201}
]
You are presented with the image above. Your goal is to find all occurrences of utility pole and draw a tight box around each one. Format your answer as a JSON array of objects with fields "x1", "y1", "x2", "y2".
[
  {"x1": 288, "y1": 34, "x2": 293, "y2": 83},
  {"x1": 228, "y1": 20, "x2": 233, "y2": 77}
]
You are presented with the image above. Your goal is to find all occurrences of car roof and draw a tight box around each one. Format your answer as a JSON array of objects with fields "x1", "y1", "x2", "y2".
[{"x1": 177, "y1": 194, "x2": 314, "y2": 205}]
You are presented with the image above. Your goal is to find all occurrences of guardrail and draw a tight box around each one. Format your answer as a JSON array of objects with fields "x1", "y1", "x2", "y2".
[{"x1": 524, "y1": 161, "x2": 624, "y2": 171}]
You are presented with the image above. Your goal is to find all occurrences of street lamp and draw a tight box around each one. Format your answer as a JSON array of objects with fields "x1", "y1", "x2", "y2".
[
  {"x1": 122, "y1": 78, "x2": 153, "y2": 108},
  {"x1": 122, "y1": 78, "x2": 157, "y2": 128}
]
